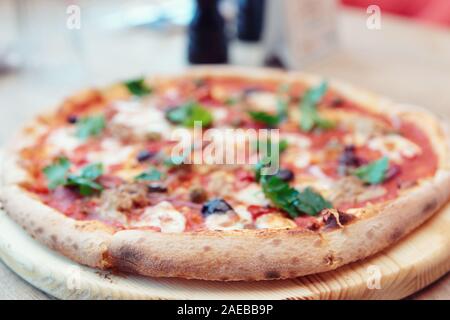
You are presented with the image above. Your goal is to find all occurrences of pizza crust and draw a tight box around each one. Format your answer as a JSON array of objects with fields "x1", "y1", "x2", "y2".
[
  {"x1": 1, "y1": 185, "x2": 113, "y2": 268},
  {"x1": 1, "y1": 66, "x2": 450, "y2": 281}
]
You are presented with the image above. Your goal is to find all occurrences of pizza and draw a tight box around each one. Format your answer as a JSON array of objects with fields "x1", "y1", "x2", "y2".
[{"x1": 1, "y1": 67, "x2": 449, "y2": 281}]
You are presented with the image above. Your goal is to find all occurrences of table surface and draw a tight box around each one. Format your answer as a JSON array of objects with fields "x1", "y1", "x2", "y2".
[{"x1": 0, "y1": 5, "x2": 449, "y2": 299}]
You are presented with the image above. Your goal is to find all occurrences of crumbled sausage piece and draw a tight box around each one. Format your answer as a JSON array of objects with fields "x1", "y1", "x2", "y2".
[
  {"x1": 189, "y1": 187, "x2": 208, "y2": 203},
  {"x1": 100, "y1": 182, "x2": 149, "y2": 212}
]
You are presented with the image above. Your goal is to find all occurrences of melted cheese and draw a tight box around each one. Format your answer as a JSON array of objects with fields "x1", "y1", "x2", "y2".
[
  {"x1": 246, "y1": 91, "x2": 278, "y2": 113},
  {"x1": 235, "y1": 183, "x2": 269, "y2": 206},
  {"x1": 205, "y1": 212, "x2": 245, "y2": 231},
  {"x1": 255, "y1": 213, "x2": 297, "y2": 229},
  {"x1": 338, "y1": 114, "x2": 387, "y2": 147},
  {"x1": 281, "y1": 133, "x2": 312, "y2": 169},
  {"x1": 234, "y1": 205, "x2": 253, "y2": 224},
  {"x1": 134, "y1": 201, "x2": 186, "y2": 233},
  {"x1": 281, "y1": 133, "x2": 311, "y2": 149},
  {"x1": 86, "y1": 138, "x2": 133, "y2": 167},
  {"x1": 98, "y1": 204, "x2": 128, "y2": 225},
  {"x1": 368, "y1": 134, "x2": 421, "y2": 162},
  {"x1": 111, "y1": 100, "x2": 172, "y2": 138},
  {"x1": 47, "y1": 127, "x2": 81, "y2": 155},
  {"x1": 211, "y1": 107, "x2": 229, "y2": 122}
]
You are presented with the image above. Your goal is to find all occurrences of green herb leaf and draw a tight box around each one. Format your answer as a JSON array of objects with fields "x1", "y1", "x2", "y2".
[
  {"x1": 135, "y1": 168, "x2": 162, "y2": 181},
  {"x1": 66, "y1": 163, "x2": 104, "y2": 196},
  {"x1": 67, "y1": 176, "x2": 103, "y2": 196},
  {"x1": 253, "y1": 139, "x2": 288, "y2": 182},
  {"x1": 79, "y1": 163, "x2": 103, "y2": 180},
  {"x1": 260, "y1": 175, "x2": 332, "y2": 217},
  {"x1": 254, "y1": 138, "x2": 288, "y2": 158},
  {"x1": 166, "y1": 102, "x2": 213, "y2": 128},
  {"x1": 353, "y1": 157, "x2": 389, "y2": 185},
  {"x1": 123, "y1": 78, "x2": 152, "y2": 96},
  {"x1": 76, "y1": 115, "x2": 105, "y2": 140},
  {"x1": 247, "y1": 96, "x2": 288, "y2": 128},
  {"x1": 164, "y1": 154, "x2": 188, "y2": 167},
  {"x1": 295, "y1": 187, "x2": 333, "y2": 216},
  {"x1": 43, "y1": 160, "x2": 104, "y2": 195},
  {"x1": 248, "y1": 111, "x2": 281, "y2": 127},
  {"x1": 43, "y1": 157, "x2": 71, "y2": 189},
  {"x1": 278, "y1": 139, "x2": 289, "y2": 154},
  {"x1": 300, "y1": 81, "x2": 334, "y2": 132}
]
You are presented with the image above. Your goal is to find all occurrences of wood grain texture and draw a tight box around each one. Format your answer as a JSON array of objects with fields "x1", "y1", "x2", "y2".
[{"x1": 0, "y1": 199, "x2": 449, "y2": 300}]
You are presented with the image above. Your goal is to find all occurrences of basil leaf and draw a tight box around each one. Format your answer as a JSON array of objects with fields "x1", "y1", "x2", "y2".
[
  {"x1": 43, "y1": 157, "x2": 71, "y2": 189},
  {"x1": 354, "y1": 157, "x2": 389, "y2": 185},
  {"x1": 254, "y1": 138, "x2": 288, "y2": 158},
  {"x1": 67, "y1": 176, "x2": 103, "y2": 196},
  {"x1": 166, "y1": 102, "x2": 213, "y2": 128},
  {"x1": 79, "y1": 163, "x2": 103, "y2": 180},
  {"x1": 300, "y1": 81, "x2": 334, "y2": 132},
  {"x1": 183, "y1": 104, "x2": 213, "y2": 128},
  {"x1": 248, "y1": 111, "x2": 281, "y2": 127},
  {"x1": 76, "y1": 115, "x2": 105, "y2": 140},
  {"x1": 124, "y1": 78, "x2": 152, "y2": 96},
  {"x1": 135, "y1": 168, "x2": 162, "y2": 181},
  {"x1": 260, "y1": 175, "x2": 332, "y2": 217},
  {"x1": 67, "y1": 163, "x2": 103, "y2": 196},
  {"x1": 254, "y1": 139, "x2": 288, "y2": 182},
  {"x1": 166, "y1": 106, "x2": 189, "y2": 123},
  {"x1": 279, "y1": 139, "x2": 288, "y2": 153},
  {"x1": 43, "y1": 159, "x2": 104, "y2": 195},
  {"x1": 164, "y1": 154, "x2": 188, "y2": 167},
  {"x1": 295, "y1": 187, "x2": 332, "y2": 216},
  {"x1": 261, "y1": 175, "x2": 301, "y2": 217},
  {"x1": 248, "y1": 96, "x2": 288, "y2": 128}
]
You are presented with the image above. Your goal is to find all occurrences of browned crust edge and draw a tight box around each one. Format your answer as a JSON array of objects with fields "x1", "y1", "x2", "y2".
[{"x1": 1, "y1": 66, "x2": 450, "y2": 281}]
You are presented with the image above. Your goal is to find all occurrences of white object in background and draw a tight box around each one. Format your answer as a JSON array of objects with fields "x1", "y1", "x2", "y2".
[{"x1": 263, "y1": 0, "x2": 339, "y2": 69}]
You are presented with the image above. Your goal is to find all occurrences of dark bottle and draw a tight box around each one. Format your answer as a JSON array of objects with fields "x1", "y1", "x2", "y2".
[
  {"x1": 237, "y1": 0, "x2": 265, "y2": 42},
  {"x1": 188, "y1": 0, "x2": 228, "y2": 64}
]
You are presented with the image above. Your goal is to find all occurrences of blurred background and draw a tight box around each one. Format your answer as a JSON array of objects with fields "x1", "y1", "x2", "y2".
[{"x1": 0, "y1": 0, "x2": 450, "y2": 143}]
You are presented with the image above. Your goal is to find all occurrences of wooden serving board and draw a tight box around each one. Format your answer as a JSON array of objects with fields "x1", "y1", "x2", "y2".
[{"x1": 0, "y1": 204, "x2": 449, "y2": 300}]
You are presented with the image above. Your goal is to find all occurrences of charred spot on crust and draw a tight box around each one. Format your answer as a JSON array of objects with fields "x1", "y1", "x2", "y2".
[
  {"x1": 264, "y1": 270, "x2": 281, "y2": 279},
  {"x1": 291, "y1": 257, "x2": 300, "y2": 264},
  {"x1": 115, "y1": 246, "x2": 145, "y2": 272},
  {"x1": 422, "y1": 199, "x2": 438, "y2": 215},
  {"x1": 323, "y1": 253, "x2": 336, "y2": 266},
  {"x1": 390, "y1": 228, "x2": 403, "y2": 241},
  {"x1": 50, "y1": 234, "x2": 57, "y2": 243},
  {"x1": 322, "y1": 210, "x2": 355, "y2": 230}
]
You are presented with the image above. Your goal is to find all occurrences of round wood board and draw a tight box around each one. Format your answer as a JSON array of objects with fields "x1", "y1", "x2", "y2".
[{"x1": 0, "y1": 203, "x2": 449, "y2": 300}]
